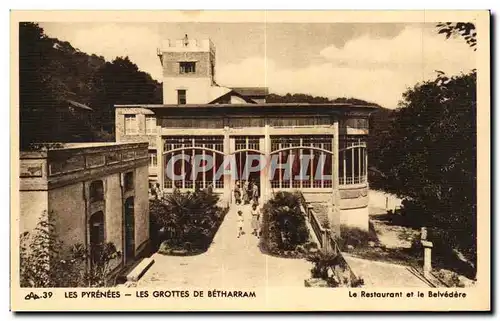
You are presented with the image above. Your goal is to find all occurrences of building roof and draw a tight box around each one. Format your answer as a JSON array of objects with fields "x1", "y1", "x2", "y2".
[
  {"x1": 231, "y1": 87, "x2": 269, "y2": 97},
  {"x1": 208, "y1": 89, "x2": 258, "y2": 104},
  {"x1": 208, "y1": 86, "x2": 233, "y2": 102},
  {"x1": 115, "y1": 102, "x2": 377, "y2": 111}
]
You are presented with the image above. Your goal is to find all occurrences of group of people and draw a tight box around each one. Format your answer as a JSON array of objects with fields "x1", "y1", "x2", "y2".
[
  {"x1": 237, "y1": 203, "x2": 261, "y2": 239},
  {"x1": 233, "y1": 180, "x2": 259, "y2": 206},
  {"x1": 149, "y1": 183, "x2": 162, "y2": 200},
  {"x1": 234, "y1": 181, "x2": 261, "y2": 239}
]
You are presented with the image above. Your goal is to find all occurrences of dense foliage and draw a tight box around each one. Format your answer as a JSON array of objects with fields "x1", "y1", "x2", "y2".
[
  {"x1": 19, "y1": 22, "x2": 162, "y2": 149},
  {"x1": 266, "y1": 93, "x2": 380, "y2": 107},
  {"x1": 260, "y1": 191, "x2": 310, "y2": 256},
  {"x1": 376, "y1": 71, "x2": 477, "y2": 264},
  {"x1": 150, "y1": 189, "x2": 226, "y2": 254},
  {"x1": 20, "y1": 211, "x2": 121, "y2": 287}
]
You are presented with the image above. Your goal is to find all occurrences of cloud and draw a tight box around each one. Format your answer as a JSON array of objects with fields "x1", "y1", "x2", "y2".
[{"x1": 217, "y1": 26, "x2": 475, "y2": 108}]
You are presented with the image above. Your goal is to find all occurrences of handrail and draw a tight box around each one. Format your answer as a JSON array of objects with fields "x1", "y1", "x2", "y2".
[
  {"x1": 310, "y1": 209, "x2": 325, "y2": 248},
  {"x1": 296, "y1": 192, "x2": 361, "y2": 285},
  {"x1": 329, "y1": 234, "x2": 357, "y2": 281},
  {"x1": 297, "y1": 191, "x2": 329, "y2": 251}
]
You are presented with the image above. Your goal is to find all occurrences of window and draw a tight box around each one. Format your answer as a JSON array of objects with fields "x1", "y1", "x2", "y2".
[
  {"x1": 163, "y1": 136, "x2": 224, "y2": 189},
  {"x1": 124, "y1": 172, "x2": 134, "y2": 191},
  {"x1": 146, "y1": 116, "x2": 157, "y2": 134},
  {"x1": 160, "y1": 117, "x2": 223, "y2": 128},
  {"x1": 149, "y1": 151, "x2": 157, "y2": 167},
  {"x1": 345, "y1": 118, "x2": 369, "y2": 130},
  {"x1": 339, "y1": 136, "x2": 368, "y2": 185},
  {"x1": 124, "y1": 115, "x2": 137, "y2": 135},
  {"x1": 270, "y1": 136, "x2": 333, "y2": 189},
  {"x1": 177, "y1": 90, "x2": 187, "y2": 105},
  {"x1": 179, "y1": 62, "x2": 196, "y2": 74},
  {"x1": 89, "y1": 180, "x2": 104, "y2": 203},
  {"x1": 268, "y1": 117, "x2": 331, "y2": 127}
]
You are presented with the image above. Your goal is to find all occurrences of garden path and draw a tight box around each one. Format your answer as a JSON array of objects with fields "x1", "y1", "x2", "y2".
[{"x1": 137, "y1": 204, "x2": 311, "y2": 288}]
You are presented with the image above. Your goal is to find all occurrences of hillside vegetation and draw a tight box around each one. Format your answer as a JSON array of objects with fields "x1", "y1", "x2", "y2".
[{"x1": 19, "y1": 22, "x2": 162, "y2": 148}]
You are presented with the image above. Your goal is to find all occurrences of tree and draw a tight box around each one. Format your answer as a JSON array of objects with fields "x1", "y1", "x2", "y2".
[
  {"x1": 89, "y1": 56, "x2": 162, "y2": 136},
  {"x1": 266, "y1": 93, "x2": 380, "y2": 107},
  {"x1": 437, "y1": 22, "x2": 477, "y2": 50},
  {"x1": 19, "y1": 22, "x2": 162, "y2": 148},
  {"x1": 377, "y1": 71, "x2": 476, "y2": 263}
]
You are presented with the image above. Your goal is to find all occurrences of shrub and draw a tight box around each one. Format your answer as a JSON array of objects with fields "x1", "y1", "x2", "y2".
[
  {"x1": 71, "y1": 242, "x2": 122, "y2": 287},
  {"x1": 20, "y1": 211, "x2": 121, "y2": 287},
  {"x1": 150, "y1": 189, "x2": 226, "y2": 254},
  {"x1": 306, "y1": 251, "x2": 365, "y2": 288},
  {"x1": 260, "y1": 191, "x2": 309, "y2": 256},
  {"x1": 339, "y1": 224, "x2": 379, "y2": 250}
]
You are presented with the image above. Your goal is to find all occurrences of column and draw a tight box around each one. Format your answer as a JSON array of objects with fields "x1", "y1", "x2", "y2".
[
  {"x1": 262, "y1": 123, "x2": 271, "y2": 203},
  {"x1": 259, "y1": 136, "x2": 266, "y2": 204},
  {"x1": 422, "y1": 240, "x2": 433, "y2": 278},
  {"x1": 330, "y1": 117, "x2": 341, "y2": 238},
  {"x1": 137, "y1": 114, "x2": 146, "y2": 135},
  {"x1": 223, "y1": 126, "x2": 231, "y2": 206}
]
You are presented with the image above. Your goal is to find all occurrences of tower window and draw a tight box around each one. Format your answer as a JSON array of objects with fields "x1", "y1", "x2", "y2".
[
  {"x1": 179, "y1": 62, "x2": 196, "y2": 74},
  {"x1": 177, "y1": 90, "x2": 187, "y2": 105}
]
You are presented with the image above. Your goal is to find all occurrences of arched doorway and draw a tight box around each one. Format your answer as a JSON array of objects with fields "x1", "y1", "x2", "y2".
[
  {"x1": 233, "y1": 150, "x2": 264, "y2": 204},
  {"x1": 124, "y1": 197, "x2": 135, "y2": 263},
  {"x1": 232, "y1": 136, "x2": 264, "y2": 204}
]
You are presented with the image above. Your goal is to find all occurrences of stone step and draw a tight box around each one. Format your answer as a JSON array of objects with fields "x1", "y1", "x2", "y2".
[{"x1": 126, "y1": 257, "x2": 155, "y2": 282}]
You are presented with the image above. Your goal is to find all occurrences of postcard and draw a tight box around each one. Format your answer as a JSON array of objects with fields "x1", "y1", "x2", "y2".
[{"x1": 10, "y1": 10, "x2": 490, "y2": 312}]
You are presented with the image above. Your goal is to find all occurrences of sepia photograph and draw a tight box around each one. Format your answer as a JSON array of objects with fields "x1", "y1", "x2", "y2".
[{"x1": 10, "y1": 10, "x2": 490, "y2": 311}]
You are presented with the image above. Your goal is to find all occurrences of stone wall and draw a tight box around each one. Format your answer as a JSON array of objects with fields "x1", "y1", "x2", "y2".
[
  {"x1": 339, "y1": 185, "x2": 369, "y2": 210},
  {"x1": 19, "y1": 191, "x2": 48, "y2": 236},
  {"x1": 48, "y1": 183, "x2": 87, "y2": 250}
]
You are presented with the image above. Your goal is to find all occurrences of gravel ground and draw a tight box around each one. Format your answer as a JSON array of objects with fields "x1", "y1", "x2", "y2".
[{"x1": 137, "y1": 204, "x2": 311, "y2": 288}]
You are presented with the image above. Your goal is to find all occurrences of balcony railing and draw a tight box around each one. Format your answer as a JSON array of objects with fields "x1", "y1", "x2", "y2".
[{"x1": 48, "y1": 146, "x2": 148, "y2": 177}]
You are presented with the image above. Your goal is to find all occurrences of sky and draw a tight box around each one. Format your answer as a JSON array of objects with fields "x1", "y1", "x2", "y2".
[{"x1": 39, "y1": 22, "x2": 475, "y2": 108}]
